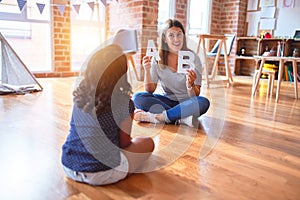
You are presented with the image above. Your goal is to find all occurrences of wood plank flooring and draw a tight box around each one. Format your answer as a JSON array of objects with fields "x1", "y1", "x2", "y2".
[{"x1": 0, "y1": 76, "x2": 299, "y2": 200}]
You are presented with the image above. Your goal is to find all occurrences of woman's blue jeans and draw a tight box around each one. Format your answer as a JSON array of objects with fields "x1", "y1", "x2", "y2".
[{"x1": 132, "y1": 92, "x2": 210, "y2": 122}]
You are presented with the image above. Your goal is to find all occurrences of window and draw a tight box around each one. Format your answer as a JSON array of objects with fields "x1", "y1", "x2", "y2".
[
  {"x1": 187, "y1": 0, "x2": 211, "y2": 35},
  {"x1": 0, "y1": 0, "x2": 51, "y2": 72},
  {"x1": 158, "y1": 0, "x2": 175, "y2": 31},
  {"x1": 70, "y1": 1, "x2": 106, "y2": 71}
]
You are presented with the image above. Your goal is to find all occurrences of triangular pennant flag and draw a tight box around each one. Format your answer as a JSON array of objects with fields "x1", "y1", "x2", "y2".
[
  {"x1": 72, "y1": 4, "x2": 81, "y2": 14},
  {"x1": 100, "y1": 0, "x2": 107, "y2": 6},
  {"x1": 56, "y1": 5, "x2": 66, "y2": 16},
  {"x1": 17, "y1": 0, "x2": 27, "y2": 11},
  {"x1": 36, "y1": 3, "x2": 45, "y2": 14},
  {"x1": 87, "y1": 2, "x2": 95, "y2": 11}
]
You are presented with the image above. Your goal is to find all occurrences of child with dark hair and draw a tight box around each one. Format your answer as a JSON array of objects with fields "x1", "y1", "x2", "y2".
[{"x1": 61, "y1": 44, "x2": 154, "y2": 185}]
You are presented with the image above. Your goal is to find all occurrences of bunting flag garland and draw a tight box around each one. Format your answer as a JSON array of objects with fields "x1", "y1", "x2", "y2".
[
  {"x1": 0, "y1": 0, "x2": 119, "y2": 14},
  {"x1": 73, "y1": 4, "x2": 81, "y2": 14},
  {"x1": 36, "y1": 3, "x2": 45, "y2": 14},
  {"x1": 87, "y1": 1, "x2": 95, "y2": 12},
  {"x1": 17, "y1": 0, "x2": 27, "y2": 11},
  {"x1": 56, "y1": 4, "x2": 66, "y2": 16}
]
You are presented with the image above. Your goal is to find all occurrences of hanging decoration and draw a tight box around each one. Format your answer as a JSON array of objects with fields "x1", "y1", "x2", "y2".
[
  {"x1": 36, "y1": 3, "x2": 46, "y2": 14},
  {"x1": 56, "y1": 4, "x2": 66, "y2": 16},
  {"x1": 101, "y1": 0, "x2": 107, "y2": 7},
  {"x1": 17, "y1": 0, "x2": 27, "y2": 11},
  {"x1": 73, "y1": 4, "x2": 81, "y2": 14},
  {"x1": 0, "y1": 0, "x2": 119, "y2": 14},
  {"x1": 87, "y1": 1, "x2": 95, "y2": 11}
]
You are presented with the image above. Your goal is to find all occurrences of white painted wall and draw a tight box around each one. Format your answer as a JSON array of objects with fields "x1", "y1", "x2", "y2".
[{"x1": 274, "y1": 0, "x2": 300, "y2": 37}]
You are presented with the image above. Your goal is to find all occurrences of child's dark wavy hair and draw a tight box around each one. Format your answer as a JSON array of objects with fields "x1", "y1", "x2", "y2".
[{"x1": 73, "y1": 44, "x2": 132, "y2": 115}]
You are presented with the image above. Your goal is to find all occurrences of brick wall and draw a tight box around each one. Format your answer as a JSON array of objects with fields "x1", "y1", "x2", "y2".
[
  {"x1": 34, "y1": 0, "x2": 78, "y2": 78},
  {"x1": 211, "y1": 0, "x2": 247, "y2": 36},
  {"x1": 52, "y1": 5, "x2": 70, "y2": 71},
  {"x1": 175, "y1": 0, "x2": 188, "y2": 28}
]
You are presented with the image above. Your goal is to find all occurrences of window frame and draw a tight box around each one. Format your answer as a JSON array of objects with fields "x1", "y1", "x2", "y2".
[
  {"x1": 158, "y1": 0, "x2": 176, "y2": 31},
  {"x1": 0, "y1": 1, "x2": 52, "y2": 72},
  {"x1": 0, "y1": 2, "x2": 50, "y2": 23},
  {"x1": 0, "y1": 2, "x2": 50, "y2": 39},
  {"x1": 70, "y1": 1, "x2": 107, "y2": 71},
  {"x1": 186, "y1": 0, "x2": 212, "y2": 36}
]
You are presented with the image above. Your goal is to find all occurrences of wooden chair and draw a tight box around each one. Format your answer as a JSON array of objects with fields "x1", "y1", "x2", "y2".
[
  {"x1": 112, "y1": 29, "x2": 139, "y2": 83},
  {"x1": 196, "y1": 34, "x2": 235, "y2": 87}
]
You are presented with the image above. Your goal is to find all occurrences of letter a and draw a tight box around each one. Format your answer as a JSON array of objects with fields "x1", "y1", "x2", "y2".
[{"x1": 146, "y1": 40, "x2": 160, "y2": 61}]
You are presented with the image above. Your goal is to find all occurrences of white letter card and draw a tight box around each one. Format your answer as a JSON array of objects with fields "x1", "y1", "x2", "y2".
[
  {"x1": 146, "y1": 40, "x2": 160, "y2": 61},
  {"x1": 177, "y1": 51, "x2": 195, "y2": 73}
]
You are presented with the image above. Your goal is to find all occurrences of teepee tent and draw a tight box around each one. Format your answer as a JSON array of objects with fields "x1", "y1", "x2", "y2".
[{"x1": 0, "y1": 32, "x2": 42, "y2": 95}]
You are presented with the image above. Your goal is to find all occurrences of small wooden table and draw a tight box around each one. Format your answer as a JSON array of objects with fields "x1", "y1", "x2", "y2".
[{"x1": 252, "y1": 56, "x2": 299, "y2": 102}]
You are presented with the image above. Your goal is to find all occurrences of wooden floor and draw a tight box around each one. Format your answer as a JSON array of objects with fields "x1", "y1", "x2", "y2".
[{"x1": 0, "y1": 76, "x2": 299, "y2": 200}]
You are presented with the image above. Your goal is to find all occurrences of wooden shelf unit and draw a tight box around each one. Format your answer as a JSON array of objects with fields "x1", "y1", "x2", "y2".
[{"x1": 234, "y1": 37, "x2": 300, "y2": 76}]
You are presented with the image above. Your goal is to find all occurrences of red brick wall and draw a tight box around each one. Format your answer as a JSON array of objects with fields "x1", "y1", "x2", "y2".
[
  {"x1": 210, "y1": 0, "x2": 247, "y2": 36},
  {"x1": 34, "y1": 0, "x2": 76, "y2": 78},
  {"x1": 175, "y1": 0, "x2": 188, "y2": 28},
  {"x1": 52, "y1": 0, "x2": 71, "y2": 72}
]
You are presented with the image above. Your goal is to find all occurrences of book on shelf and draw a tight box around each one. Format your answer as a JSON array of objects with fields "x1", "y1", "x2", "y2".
[
  {"x1": 284, "y1": 65, "x2": 289, "y2": 81},
  {"x1": 290, "y1": 71, "x2": 300, "y2": 82},
  {"x1": 285, "y1": 64, "x2": 293, "y2": 82},
  {"x1": 285, "y1": 63, "x2": 300, "y2": 82}
]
